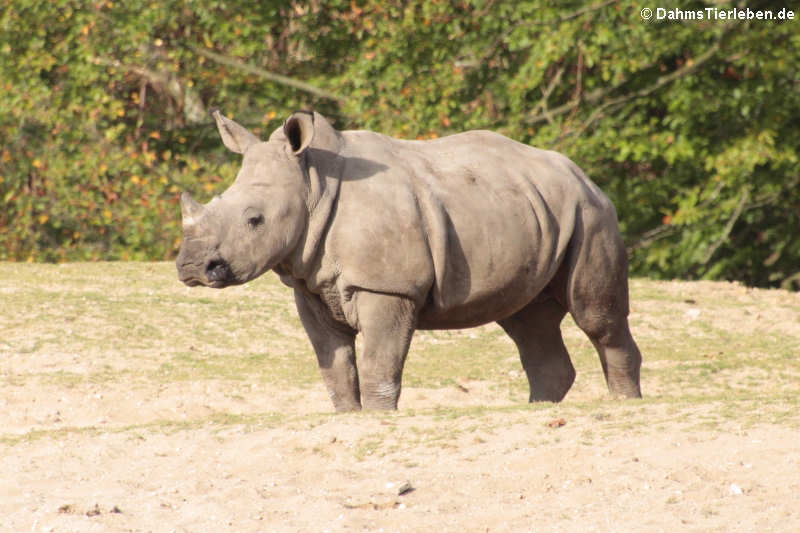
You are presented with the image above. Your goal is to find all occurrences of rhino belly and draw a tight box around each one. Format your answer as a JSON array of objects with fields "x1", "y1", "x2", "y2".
[
  {"x1": 417, "y1": 290, "x2": 539, "y2": 330},
  {"x1": 416, "y1": 226, "x2": 558, "y2": 330}
]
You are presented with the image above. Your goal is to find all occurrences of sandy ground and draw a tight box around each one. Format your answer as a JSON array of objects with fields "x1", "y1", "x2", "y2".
[
  {"x1": 3, "y1": 384, "x2": 799, "y2": 532},
  {"x1": 1, "y1": 265, "x2": 799, "y2": 532}
]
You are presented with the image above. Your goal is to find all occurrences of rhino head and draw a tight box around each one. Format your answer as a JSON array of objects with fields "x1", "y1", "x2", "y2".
[{"x1": 176, "y1": 110, "x2": 315, "y2": 288}]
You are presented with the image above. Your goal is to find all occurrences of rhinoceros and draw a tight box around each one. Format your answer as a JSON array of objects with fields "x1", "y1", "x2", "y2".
[{"x1": 176, "y1": 109, "x2": 642, "y2": 411}]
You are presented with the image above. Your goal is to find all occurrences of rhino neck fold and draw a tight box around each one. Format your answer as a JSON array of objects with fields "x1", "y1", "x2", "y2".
[{"x1": 282, "y1": 120, "x2": 345, "y2": 281}]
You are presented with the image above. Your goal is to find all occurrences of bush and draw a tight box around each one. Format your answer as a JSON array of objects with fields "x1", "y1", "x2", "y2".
[{"x1": 1, "y1": 1, "x2": 798, "y2": 288}]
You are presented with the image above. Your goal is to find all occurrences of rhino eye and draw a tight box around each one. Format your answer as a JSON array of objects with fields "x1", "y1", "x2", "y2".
[{"x1": 247, "y1": 214, "x2": 265, "y2": 229}]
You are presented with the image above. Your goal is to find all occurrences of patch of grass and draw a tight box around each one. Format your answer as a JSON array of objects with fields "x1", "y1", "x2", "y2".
[
  {"x1": 154, "y1": 350, "x2": 320, "y2": 385},
  {"x1": 353, "y1": 435, "x2": 385, "y2": 461},
  {"x1": 36, "y1": 370, "x2": 86, "y2": 387},
  {"x1": 1, "y1": 263, "x2": 799, "y2": 446},
  {"x1": 0, "y1": 411, "x2": 286, "y2": 446},
  {"x1": 404, "y1": 328, "x2": 517, "y2": 388}
]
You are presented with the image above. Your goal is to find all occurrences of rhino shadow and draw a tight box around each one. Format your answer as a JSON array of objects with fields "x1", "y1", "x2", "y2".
[{"x1": 308, "y1": 148, "x2": 389, "y2": 181}]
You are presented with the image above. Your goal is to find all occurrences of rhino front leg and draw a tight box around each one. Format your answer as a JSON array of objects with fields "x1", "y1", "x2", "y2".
[
  {"x1": 294, "y1": 289, "x2": 361, "y2": 412},
  {"x1": 354, "y1": 291, "x2": 417, "y2": 410}
]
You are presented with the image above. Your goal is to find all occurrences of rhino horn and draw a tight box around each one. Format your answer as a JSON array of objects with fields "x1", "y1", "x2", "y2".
[
  {"x1": 211, "y1": 108, "x2": 261, "y2": 154},
  {"x1": 180, "y1": 192, "x2": 204, "y2": 227}
]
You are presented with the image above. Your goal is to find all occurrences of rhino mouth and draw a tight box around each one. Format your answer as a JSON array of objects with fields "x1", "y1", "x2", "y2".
[
  {"x1": 177, "y1": 257, "x2": 240, "y2": 288},
  {"x1": 177, "y1": 265, "x2": 206, "y2": 287},
  {"x1": 178, "y1": 277, "x2": 231, "y2": 288}
]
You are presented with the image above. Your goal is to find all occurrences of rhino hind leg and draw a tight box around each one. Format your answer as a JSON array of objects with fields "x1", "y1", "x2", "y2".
[
  {"x1": 563, "y1": 221, "x2": 643, "y2": 399},
  {"x1": 497, "y1": 296, "x2": 576, "y2": 402},
  {"x1": 570, "y1": 295, "x2": 642, "y2": 399},
  {"x1": 583, "y1": 317, "x2": 642, "y2": 399}
]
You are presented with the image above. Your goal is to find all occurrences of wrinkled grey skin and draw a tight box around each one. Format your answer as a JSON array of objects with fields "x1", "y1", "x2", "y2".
[{"x1": 176, "y1": 109, "x2": 642, "y2": 411}]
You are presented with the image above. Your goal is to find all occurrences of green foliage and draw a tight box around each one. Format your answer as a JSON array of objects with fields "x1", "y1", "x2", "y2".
[{"x1": 1, "y1": 1, "x2": 798, "y2": 288}]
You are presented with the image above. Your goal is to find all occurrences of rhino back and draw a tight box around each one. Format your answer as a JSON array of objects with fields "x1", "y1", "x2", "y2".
[{"x1": 326, "y1": 129, "x2": 615, "y2": 328}]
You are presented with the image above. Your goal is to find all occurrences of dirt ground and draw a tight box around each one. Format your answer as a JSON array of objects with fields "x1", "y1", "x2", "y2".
[{"x1": 1, "y1": 263, "x2": 799, "y2": 532}]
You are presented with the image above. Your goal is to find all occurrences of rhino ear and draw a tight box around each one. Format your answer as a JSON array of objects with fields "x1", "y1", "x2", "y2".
[
  {"x1": 180, "y1": 192, "x2": 204, "y2": 227},
  {"x1": 283, "y1": 111, "x2": 315, "y2": 156},
  {"x1": 211, "y1": 108, "x2": 261, "y2": 154}
]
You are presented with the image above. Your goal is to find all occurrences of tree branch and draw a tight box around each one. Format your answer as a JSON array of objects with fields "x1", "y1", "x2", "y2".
[
  {"x1": 626, "y1": 224, "x2": 679, "y2": 255},
  {"x1": 701, "y1": 189, "x2": 749, "y2": 264},
  {"x1": 521, "y1": 0, "x2": 619, "y2": 26},
  {"x1": 530, "y1": 64, "x2": 566, "y2": 124},
  {"x1": 473, "y1": 0, "x2": 616, "y2": 70},
  {"x1": 526, "y1": 36, "x2": 725, "y2": 125},
  {"x1": 90, "y1": 55, "x2": 207, "y2": 124},
  {"x1": 187, "y1": 45, "x2": 344, "y2": 103},
  {"x1": 90, "y1": 56, "x2": 166, "y2": 86}
]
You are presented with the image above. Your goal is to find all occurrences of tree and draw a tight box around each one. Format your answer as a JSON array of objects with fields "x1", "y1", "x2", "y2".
[{"x1": 1, "y1": 1, "x2": 798, "y2": 288}]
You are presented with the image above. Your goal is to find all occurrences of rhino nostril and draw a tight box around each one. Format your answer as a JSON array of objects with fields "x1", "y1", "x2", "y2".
[{"x1": 206, "y1": 260, "x2": 232, "y2": 282}]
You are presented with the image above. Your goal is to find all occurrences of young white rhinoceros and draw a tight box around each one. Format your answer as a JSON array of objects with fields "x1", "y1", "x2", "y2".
[{"x1": 176, "y1": 109, "x2": 642, "y2": 411}]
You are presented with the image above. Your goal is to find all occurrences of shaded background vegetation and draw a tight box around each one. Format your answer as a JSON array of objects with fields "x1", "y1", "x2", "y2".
[{"x1": 1, "y1": 0, "x2": 798, "y2": 289}]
